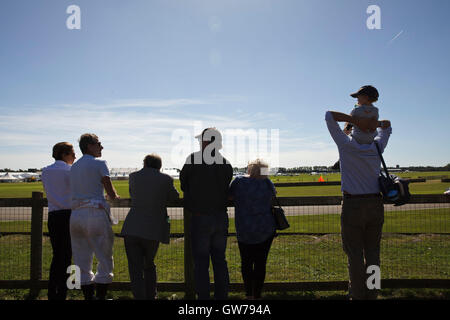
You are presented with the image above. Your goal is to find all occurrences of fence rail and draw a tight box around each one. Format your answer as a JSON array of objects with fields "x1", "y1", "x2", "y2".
[{"x1": 1, "y1": 192, "x2": 449, "y2": 298}]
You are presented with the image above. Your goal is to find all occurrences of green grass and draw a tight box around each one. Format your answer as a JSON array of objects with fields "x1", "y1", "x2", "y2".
[
  {"x1": 1, "y1": 233, "x2": 449, "y2": 284},
  {"x1": 0, "y1": 171, "x2": 449, "y2": 198}
]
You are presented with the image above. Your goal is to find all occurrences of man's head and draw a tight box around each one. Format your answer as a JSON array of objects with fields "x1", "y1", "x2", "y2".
[
  {"x1": 78, "y1": 133, "x2": 103, "y2": 157},
  {"x1": 52, "y1": 142, "x2": 76, "y2": 165},
  {"x1": 247, "y1": 158, "x2": 269, "y2": 179},
  {"x1": 350, "y1": 85, "x2": 379, "y2": 105},
  {"x1": 143, "y1": 153, "x2": 162, "y2": 171},
  {"x1": 195, "y1": 127, "x2": 223, "y2": 151}
]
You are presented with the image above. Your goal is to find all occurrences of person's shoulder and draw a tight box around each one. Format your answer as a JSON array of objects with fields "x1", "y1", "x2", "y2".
[
  {"x1": 184, "y1": 152, "x2": 198, "y2": 164},
  {"x1": 233, "y1": 175, "x2": 244, "y2": 182},
  {"x1": 42, "y1": 163, "x2": 54, "y2": 172},
  {"x1": 157, "y1": 170, "x2": 174, "y2": 182},
  {"x1": 91, "y1": 158, "x2": 108, "y2": 169},
  {"x1": 92, "y1": 158, "x2": 107, "y2": 165},
  {"x1": 129, "y1": 170, "x2": 139, "y2": 178}
]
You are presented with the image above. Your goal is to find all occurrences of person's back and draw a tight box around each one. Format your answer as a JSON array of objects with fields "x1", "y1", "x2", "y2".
[
  {"x1": 121, "y1": 154, "x2": 179, "y2": 300},
  {"x1": 325, "y1": 109, "x2": 392, "y2": 300},
  {"x1": 179, "y1": 127, "x2": 233, "y2": 300},
  {"x1": 70, "y1": 155, "x2": 108, "y2": 202},
  {"x1": 122, "y1": 167, "x2": 179, "y2": 243},
  {"x1": 230, "y1": 176, "x2": 275, "y2": 244},
  {"x1": 180, "y1": 151, "x2": 233, "y2": 215}
]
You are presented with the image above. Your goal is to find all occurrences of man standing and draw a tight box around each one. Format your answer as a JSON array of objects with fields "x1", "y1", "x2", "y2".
[
  {"x1": 325, "y1": 110, "x2": 392, "y2": 300},
  {"x1": 42, "y1": 142, "x2": 76, "y2": 300},
  {"x1": 70, "y1": 134, "x2": 120, "y2": 300},
  {"x1": 180, "y1": 128, "x2": 233, "y2": 300},
  {"x1": 121, "y1": 153, "x2": 179, "y2": 300}
]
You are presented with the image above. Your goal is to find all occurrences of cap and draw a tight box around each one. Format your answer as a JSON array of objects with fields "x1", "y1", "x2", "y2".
[
  {"x1": 350, "y1": 85, "x2": 379, "y2": 100},
  {"x1": 195, "y1": 127, "x2": 223, "y2": 150},
  {"x1": 195, "y1": 127, "x2": 222, "y2": 141}
]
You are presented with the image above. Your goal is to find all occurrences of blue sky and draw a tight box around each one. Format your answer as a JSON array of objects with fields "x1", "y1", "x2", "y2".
[{"x1": 1, "y1": 0, "x2": 449, "y2": 169}]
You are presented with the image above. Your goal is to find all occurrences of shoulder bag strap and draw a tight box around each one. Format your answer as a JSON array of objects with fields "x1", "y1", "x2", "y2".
[
  {"x1": 265, "y1": 178, "x2": 281, "y2": 208},
  {"x1": 375, "y1": 141, "x2": 392, "y2": 179}
]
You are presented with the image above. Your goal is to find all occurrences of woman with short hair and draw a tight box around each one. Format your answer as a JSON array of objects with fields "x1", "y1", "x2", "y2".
[{"x1": 229, "y1": 159, "x2": 276, "y2": 300}]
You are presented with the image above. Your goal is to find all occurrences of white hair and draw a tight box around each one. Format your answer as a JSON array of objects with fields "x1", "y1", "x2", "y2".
[{"x1": 247, "y1": 158, "x2": 269, "y2": 179}]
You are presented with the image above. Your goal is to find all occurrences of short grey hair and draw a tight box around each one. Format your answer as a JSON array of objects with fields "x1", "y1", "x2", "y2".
[
  {"x1": 247, "y1": 159, "x2": 269, "y2": 179},
  {"x1": 78, "y1": 133, "x2": 99, "y2": 154}
]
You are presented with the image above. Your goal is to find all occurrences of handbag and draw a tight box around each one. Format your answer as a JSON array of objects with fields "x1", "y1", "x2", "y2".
[
  {"x1": 375, "y1": 142, "x2": 411, "y2": 206},
  {"x1": 265, "y1": 179, "x2": 290, "y2": 230}
]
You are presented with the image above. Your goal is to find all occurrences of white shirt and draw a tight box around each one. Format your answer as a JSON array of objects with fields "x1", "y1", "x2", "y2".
[
  {"x1": 70, "y1": 154, "x2": 110, "y2": 205},
  {"x1": 41, "y1": 160, "x2": 72, "y2": 212},
  {"x1": 350, "y1": 105, "x2": 379, "y2": 145},
  {"x1": 325, "y1": 111, "x2": 392, "y2": 195}
]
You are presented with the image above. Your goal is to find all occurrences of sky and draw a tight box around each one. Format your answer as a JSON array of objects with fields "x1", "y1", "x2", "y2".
[{"x1": 1, "y1": 0, "x2": 449, "y2": 170}]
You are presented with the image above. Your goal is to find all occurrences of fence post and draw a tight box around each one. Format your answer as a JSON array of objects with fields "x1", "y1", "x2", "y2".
[
  {"x1": 29, "y1": 191, "x2": 43, "y2": 299},
  {"x1": 183, "y1": 207, "x2": 195, "y2": 299}
]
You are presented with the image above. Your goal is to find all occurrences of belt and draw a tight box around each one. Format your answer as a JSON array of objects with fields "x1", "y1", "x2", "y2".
[{"x1": 343, "y1": 193, "x2": 381, "y2": 199}]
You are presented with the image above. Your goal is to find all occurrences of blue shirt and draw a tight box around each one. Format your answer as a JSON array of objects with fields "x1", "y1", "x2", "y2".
[
  {"x1": 229, "y1": 176, "x2": 276, "y2": 244},
  {"x1": 325, "y1": 111, "x2": 392, "y2": 194}
]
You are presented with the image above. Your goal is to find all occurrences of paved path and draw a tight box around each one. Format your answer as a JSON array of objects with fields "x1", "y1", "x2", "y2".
[{"x1": 1, "y1": 203, "x2": 449, "y2": 221}]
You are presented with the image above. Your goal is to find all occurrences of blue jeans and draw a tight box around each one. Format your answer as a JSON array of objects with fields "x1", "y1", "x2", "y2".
[{"x1": 190, "y1": 211, "x2": 229, "y2": 300}]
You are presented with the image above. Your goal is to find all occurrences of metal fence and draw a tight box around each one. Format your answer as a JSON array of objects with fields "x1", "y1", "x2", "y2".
[{"x1": 0, "y1": 192, "x2": 449, "y2": 297}]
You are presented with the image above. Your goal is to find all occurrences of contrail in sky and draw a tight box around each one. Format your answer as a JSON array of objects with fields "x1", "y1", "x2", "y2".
[{"x1": 389, "y1": 30, "x2": 404, "y2": 44}]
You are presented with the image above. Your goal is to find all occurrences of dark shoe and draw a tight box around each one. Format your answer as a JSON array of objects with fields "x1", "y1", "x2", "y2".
[
  {"x1": 81, "y1": 284, "x2": 95, "y2": 300},
  {"x1": 96, "y1": 283, "x2": 109, "y2": 300}
]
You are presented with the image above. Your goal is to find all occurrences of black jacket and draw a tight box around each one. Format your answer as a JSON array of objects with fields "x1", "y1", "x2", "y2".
[{"x1": 180, "y1": 151, "x2": 233, "y2": 215}]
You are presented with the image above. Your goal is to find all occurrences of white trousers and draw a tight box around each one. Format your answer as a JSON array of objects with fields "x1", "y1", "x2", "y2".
[{"x1": 70, "y1": 207, "x2": 114, "y2": 285}]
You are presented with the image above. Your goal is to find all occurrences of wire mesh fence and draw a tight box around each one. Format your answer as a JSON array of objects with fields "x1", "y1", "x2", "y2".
[{"x1": 0, "y1": 195, "x2": 449, "y2": 288}]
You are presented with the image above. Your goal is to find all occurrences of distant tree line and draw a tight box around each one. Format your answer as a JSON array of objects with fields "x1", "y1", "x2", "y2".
[{"x1": 233, "y1": 163, "x2": 450, "y2": 174}]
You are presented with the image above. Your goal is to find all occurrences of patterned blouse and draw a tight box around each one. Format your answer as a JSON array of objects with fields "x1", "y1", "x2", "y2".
[{"x1": 229, "y1": 176, "x2": 276, "y2": 244}]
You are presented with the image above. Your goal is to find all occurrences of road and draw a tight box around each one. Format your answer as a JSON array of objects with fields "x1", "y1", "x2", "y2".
[{"x1": 0, "y1": 203, "x2": 449, "y2": 221}]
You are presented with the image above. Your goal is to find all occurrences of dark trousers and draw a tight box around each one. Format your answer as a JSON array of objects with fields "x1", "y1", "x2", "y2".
[
  {"x1": 47, "y1": 210, "x2": 72, "y2": 300},
  {"x1": 237, "y1": 235, "x2": 274, "y2": 299},
  {"x1": 124, "y1": 235, "x2": 160, "y2": 300},
  {"x1": 341, "y1": 197, "x2": 384, "y2": 300},
  {"x1": 190, "y1": 211, "x2": 229, "y2": 300}
]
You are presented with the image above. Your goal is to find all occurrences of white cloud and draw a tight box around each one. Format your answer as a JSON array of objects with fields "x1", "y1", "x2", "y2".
[{"x1": 0, "y1": 96, "x2": 339, "y2": 169}]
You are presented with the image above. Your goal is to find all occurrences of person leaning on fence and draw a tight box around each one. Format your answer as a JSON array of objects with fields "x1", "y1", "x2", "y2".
[
  {"x1": 69, "y1": 133, "x2": 120, "y2": 300},
  {"x1": 41, "y1": 142, "x2": 76, "y2": 300},
  {"x1": 325, "y1": 110, "x2": 392, "y2": 300},
  {"x1": 228, "y1": 159, "x2": 276, "y2": 300},
  {"x1": 120, "y1": 154, "x2": 179, "y2": 300},
  {"x1": 180, "y1": 127, "x2": 233, "y2": 300}
]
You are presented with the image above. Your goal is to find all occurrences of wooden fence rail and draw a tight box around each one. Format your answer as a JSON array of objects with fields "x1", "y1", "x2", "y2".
[{"x1": 0, "y1": 192, "x2": 449, "y2": 298}]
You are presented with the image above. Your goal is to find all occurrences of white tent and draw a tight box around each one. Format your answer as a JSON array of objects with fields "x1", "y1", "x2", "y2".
[{"x1": 0, "y1": 172, "x2": 20, "y2": 183}]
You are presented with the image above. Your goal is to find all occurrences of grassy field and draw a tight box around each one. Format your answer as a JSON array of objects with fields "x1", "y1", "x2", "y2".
[
  {"x1": 1, "y1": 209, "x2": 448, "y2": 285},
  {"x1": 1, "y1": 171, "x2": 448, "y2": 300},
  {"x1": 0, "y1": 171, "x2": 449, "y2": 198},
  {"x1": 1, "y1": 233, "x2": 449, "y2": 286}
]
